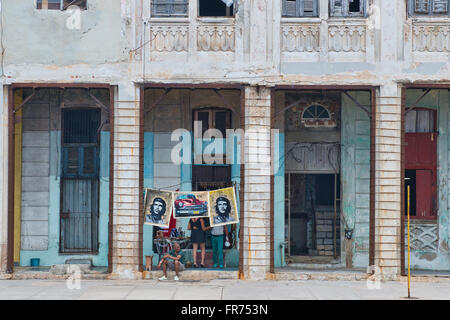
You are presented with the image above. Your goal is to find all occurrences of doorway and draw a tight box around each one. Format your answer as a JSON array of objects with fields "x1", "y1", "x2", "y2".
[
  {"x1": 285, "y1": 173, "x2": 341, "y2": 259},
  {"x1": 60, "y1": 109, "x2": 100, "y2": 254}
]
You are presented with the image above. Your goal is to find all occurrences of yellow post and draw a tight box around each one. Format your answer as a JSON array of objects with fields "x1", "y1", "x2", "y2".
[
  {"x1": 14, "y1": 89, "x2": 23, "y2": 264},
  {"x1": 407, "y1": 185, "x2": 411, "y2": 298}
]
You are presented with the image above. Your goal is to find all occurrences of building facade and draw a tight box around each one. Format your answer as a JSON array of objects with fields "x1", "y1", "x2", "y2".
[{"x1": 0, "y1": 0, "x2": 449, "y2": 280}]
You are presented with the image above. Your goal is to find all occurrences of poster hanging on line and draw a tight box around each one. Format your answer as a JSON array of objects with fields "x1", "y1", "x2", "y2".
[
  {"x1": 144, "y1": 189, "x2": 173, "y2": 228},
  {"x1": 173, "y1": 191, "x2": 209, "y2": 218},
  {"x1": 208, "y1": 187, "x2": 239, "y2": 227}
]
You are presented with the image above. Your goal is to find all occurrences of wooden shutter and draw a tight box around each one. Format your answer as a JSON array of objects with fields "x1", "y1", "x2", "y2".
[
  {"x1": 416, "y1": 170, "x2": 433, "y2": 217},
  {"x1": 330, "y1": 0, "x2": 344, "y2": 16},
  {"x1": 283, "y1": 0, "x2": 318, "y2": 17},
  {"x1": 432, "y1": 0, "x2": 449, "y2": 13},
  {"x1": 414, "y1": 0, "x2": 431, "y2": 13},
  {"x1": 152, "y1": 0, "x2": 188, "y2": 17},
  {"x1": 283, "y1": 0, "x2": 299, "y2": 17}
]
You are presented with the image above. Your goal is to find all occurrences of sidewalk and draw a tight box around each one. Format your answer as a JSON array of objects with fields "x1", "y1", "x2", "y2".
[{"x1": 0, "y1": 278, "x2": 448, "y2": 300}]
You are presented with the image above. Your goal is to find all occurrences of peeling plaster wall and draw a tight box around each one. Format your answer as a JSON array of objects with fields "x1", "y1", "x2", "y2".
[{"x1": 3, "y1": 0, "x2": 127, "y2": 66}]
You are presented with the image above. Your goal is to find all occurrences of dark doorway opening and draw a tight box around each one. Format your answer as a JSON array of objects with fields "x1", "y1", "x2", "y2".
[{"x1": 286, "y1": 173, "x2": 341, "y2": 257}]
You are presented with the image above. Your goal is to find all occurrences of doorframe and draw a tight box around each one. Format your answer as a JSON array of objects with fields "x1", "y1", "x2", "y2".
[
  {"x1": 400, "y1": 83, "x2": 450, "y2": 276},
  {"x1": 6, "y1": 83, "x2": 115, "y2": 273},
  {"x1": 139, "y1": 83, "x2": 245, "y2": 274},
  {"x1": 273, "y1": 85, "x2": 377, "y2": 269}
]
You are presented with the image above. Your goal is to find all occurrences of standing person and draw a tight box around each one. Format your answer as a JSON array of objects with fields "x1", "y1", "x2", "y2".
[
  {"x1": 210, "y1": 225, "x2": 229, "y2": 269},
  {"x1": 188, "y1": 217, "x2": 207, "y2": 268},
  {"x1": 157, "y1": 242, "x2": 186, "y2": 281}
]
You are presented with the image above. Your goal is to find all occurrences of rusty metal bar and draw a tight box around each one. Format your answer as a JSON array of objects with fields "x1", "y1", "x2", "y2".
[
  {"x1": 88, "y1": 89, "x2": 110, "y2": 114},
  {"x1": 238, "y1": 85, "x2": 245, "y2": 279},
  {"x1": 275, "y1": 85, "x2": 376, "y2": 91},
  {"x1": 143, "y1": 88, "x2": 171, "y2": 117},
  {"x1": 402, "y1": 83, "x2": 450, "y2": 89},
  {"x1": 13, "y1": 89, "x2": 36, "y2": 114},
  {"x1": 213, "y1": 89, "x2": 239, "y2": 115},
  {"x1": 369, "y1": 87, "x2": 376, "y2": 268},
  {"x1": 343, "y1": 91, "x2": 371, "y2": 118},
  {"x1": 404, "y1": 88, "x2": 432, "y2": 114},
  {"x1": 11, "y1": 83, "x2": 111, "y2": 89},
  {"x1": 108, "y1": 86, "x2": 115, "y2": 274},
  {"x1": 270, "y1": 87, "x2": 275, "y2": 274},
  {"x1": 7, "y1": 86, "x2": 15, "y2": 273},
  {"x1": 143, "y1": 83, "x2": 243, "y2": 90}
]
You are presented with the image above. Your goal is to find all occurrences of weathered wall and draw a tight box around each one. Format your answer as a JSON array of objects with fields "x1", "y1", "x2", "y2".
[{"x1": 3, "y1": 0, "x2": 127, "y2": 66}]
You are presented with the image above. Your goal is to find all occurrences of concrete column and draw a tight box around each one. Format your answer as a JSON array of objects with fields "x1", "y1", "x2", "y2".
[
  {"x1": 111, "y1": 83, "x2": 142, "y2": 279},
  {"x1": 243, "y1": 86, "x2": 272, "y2": 280},
  {"x1": 375, "y1": 83, "x2": 402, "y2": 280},
  {"x1": 0, "y1": 85, "x2": 7, "y2": 273}
]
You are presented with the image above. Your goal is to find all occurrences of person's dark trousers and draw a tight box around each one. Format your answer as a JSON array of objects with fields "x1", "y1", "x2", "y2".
[{"x1": 211, "y1": 235, "x2": 224, "y2": 267}]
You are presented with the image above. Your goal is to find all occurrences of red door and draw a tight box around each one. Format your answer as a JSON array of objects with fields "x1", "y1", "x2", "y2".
[
  {"x1": 415, "y1": 170, "x2": 433, "y2": 218},
  {"x1": 405, "y1": 108, "x2": 437, "y2": 219}
]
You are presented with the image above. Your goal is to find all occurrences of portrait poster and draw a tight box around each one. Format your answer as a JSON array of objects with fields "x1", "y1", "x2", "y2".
[
  {"x1": 173, "y1": 191, "x2": 209, "y2": 218},
  {"x1": 208, "y1": 187, "x2": 239, "y2": 227},
  {"x1": 144, "y1": 189, "x2": 173, "y2": 228}
]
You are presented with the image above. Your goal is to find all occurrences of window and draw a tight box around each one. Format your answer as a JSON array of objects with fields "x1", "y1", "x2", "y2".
[
  {"x1": 329, "y1": 0, "x2": 366, "y2": 17},
  {"x1": 37, "y1": 0, "x2": 87, "y2": 10},
  {"x1": 409, "y1": 0, "x2": 449, "y2": 16},
  {"x1": 62, "y1": 109, "x2": 100, "y2": 178},
  {"x1": 302, "y1": 104, "x2": 331, "y2": 121},
  {"x1": 193, "y1": 108, "x2": 231, "y2": 136},
  {"x1": 282, "y1": 0, "x2": 319, "y2": 17},
  {"x1": 199, "y1": 0, "x2": 235, "y2": 17},
  {"x1": 151, "y1": 0, "x2": 189, "y2": 17}
]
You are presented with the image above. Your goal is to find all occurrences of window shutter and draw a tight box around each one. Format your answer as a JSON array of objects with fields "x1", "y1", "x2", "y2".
[
  {"x1": 330, "y1": 0, "x2": 344, "y2": 16},
  {"x1": 152, "y1": 0, "x2": 188, "y2": 17},
  {"x1": 283, "y1": 0, "x2": 298, "y2": 17},
  {"x1": 432, "y1": 0, "x2": 449, "y2": 13},
  {"x1": 303, "y1": 0, "x2": 314, "y2": 14},
  {"x1": 414, "y1": 0, "x2": 431, "y2": 13}
]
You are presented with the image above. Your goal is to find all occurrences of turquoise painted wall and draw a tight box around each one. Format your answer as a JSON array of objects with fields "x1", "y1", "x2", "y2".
[
  {"x1": 341, "y1": 92, "x2": 371, "y2": 268},
  {"x1": 274, "y1": 132, "x2": 285, "y2": 267},
  {"x1": 20, "y1": 131, "x2": 110, "y2": 267}
]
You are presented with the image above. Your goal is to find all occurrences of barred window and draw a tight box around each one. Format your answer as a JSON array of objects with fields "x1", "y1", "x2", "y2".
[
  {"x1": 282, "y1": 0, "x2": 319, "y2": 17},
  {"x1": 37, "y1": 0, "x2": 87, "y2": 10},
  {"x1": 329, "y1": 0, "x2": 366, "y2": 17},
  {"x1": 151, "y1": 0, "x2": 189, "y2": 17},
  {"x1": 409, "y1": 0, "x2": 449, "y2": 16}
]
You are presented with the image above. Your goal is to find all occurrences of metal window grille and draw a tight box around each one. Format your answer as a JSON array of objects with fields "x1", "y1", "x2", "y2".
[
  {"x1": 410, "y1": 0, "x2": 449, "y2": 15},
  {"x1": 282, "y1": 0, "x2": 319, "y2": 17},
  {"x1": 151, "y1": 0, "x2": 189, "y2": 17},
  {"x1": 329, "y1": 0, "x2": 366, "y2": 17}
]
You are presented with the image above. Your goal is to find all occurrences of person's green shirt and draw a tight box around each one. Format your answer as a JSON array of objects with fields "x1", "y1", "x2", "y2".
[{"x1": 169, "y1": 249, "x2": 186, "y2": 264}]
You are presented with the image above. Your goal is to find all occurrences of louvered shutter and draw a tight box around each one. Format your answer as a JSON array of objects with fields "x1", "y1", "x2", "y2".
[
  {"x1": 283, "y1": 0, "x2": 298, "y2": 17},
  {"x1": 152, "y1": 0, "x2": 188, "y2": 17},
  {"x1": 432, "y1": 0, "x2": 449, "y2": 13},
  {"x1": 414, "y1": 0, "x2": 431, "y2": 13},
  {"x1": 330, "y1": 0, "x2": 344, "y2": 16}
]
